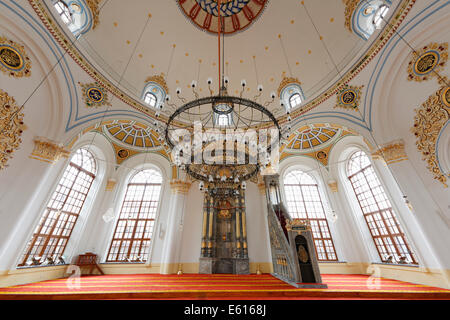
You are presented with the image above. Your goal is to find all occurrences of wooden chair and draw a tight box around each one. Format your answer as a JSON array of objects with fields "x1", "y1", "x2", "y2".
[{"x1": 75, "y1": 252, "x2": 104, "y2": 275}]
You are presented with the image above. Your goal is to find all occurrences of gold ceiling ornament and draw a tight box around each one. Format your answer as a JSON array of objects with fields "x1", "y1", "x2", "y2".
[
  {"x1": 328, "y1": 180, "x2": 338, "y2": 193},
  {"x1": 79, "y1": 82, "x2": 111, "y2": 108},
  {"x1": 372, "y1": 140, "x2": 408, "y2": 165},
  {"x1": 0, "y1": 36, "x2": 31, "y2": 78},
  {"x1": 277, "y1": 77, "x2": 302, "y2": 97},
  {"x1": 170, "y1": 179, "x2": 192, "y2": 194},
  {"x1": 342, "y1": 0, "x2": 360, "y2": 32},
  {"x1": 145, "y1": 73, "x2": 169, "y2": 94},
  {"x1": 411, "y1": 88, "x2": 449, "y2": 187},
  {"x1": 86, "y1": 0, "x2": 102, "y2": 30},
  {"x1": 335, "y1": 84, "x2": 364, "y2": 111},
  {"x1": 29, "y1": 137, "x2": 70, "y2": 164},
  {"x1": 0, "y1": 89, "x2": 26, "y2": 170},
  {"x1": 407, "y1": 42, "x2": 448, "y2": 82},
  {"x1": 285, "y1": 219, "x2": 311, "y2": 232}
]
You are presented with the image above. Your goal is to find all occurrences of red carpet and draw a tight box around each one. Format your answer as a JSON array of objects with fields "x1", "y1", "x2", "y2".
[{"x1": 0, "y1": 274, "x2": 449, "y2": 300}]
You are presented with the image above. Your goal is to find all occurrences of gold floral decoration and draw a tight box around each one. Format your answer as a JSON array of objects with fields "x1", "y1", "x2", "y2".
[
  {"x1": 0, "y1": 89, "x2": 26, "y2": 170},
  {"x1": 79, "y1": 82, "x2": 111, "y2": 108},
  {"x1": 0, "y1": 36, "x2": 31, "y2": 78},
  {"x1": 335, "y1": 84, "x2": 364, "y2": 111},
  {"x1": 372, "y1": 140, "x2": 408, "y2": 165},
  {"x1": 145, "y1": 73, "x2": 169, "y2": 94},
  {"x1": 29, "y1": 137, "x2": 70, "y2": 164},
  {"x1": 411, "y1": 87, "x2": 449, "y2": 187},
  {"x1": 407, "y1": 42, "x2": 448, "y2": 82}
]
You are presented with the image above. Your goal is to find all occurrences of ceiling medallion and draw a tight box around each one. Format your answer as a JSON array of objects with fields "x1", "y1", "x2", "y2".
[
  {"x1": 335, "y1": 84, "x2": 363, "y2": 111},
  {"x1": 407, "y1": 42, "x2": 448, "y2": 82},
  {"x1": 411, "y1": 87, "x2": 449, "y2": 187},
  {"x1": 0, "y1": 37, "x2": 31, "y2": 78},
  {"x1": 177, "y1": 0, "x2": 268, "y2": 35},
  {"x1": 79, "y1": 82, "x2": 111, "y2": 108}
]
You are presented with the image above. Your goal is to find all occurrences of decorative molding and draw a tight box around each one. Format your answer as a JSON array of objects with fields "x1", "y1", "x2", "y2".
[
  {"x1": 285, "y1": 219, "x2": 311, "y2": 232},
  {"x1": 411, "y1": 88, "x2": 449, "y2": 187},
  {"x1": 342, "y1": 0, "x2": 360, "y2": 32},
  {"x1": 335, "y1": 84, "x2": 364, "y2": 111},
  {"x1": 79, "y1": 82, "x2": 111, "y2": 108},
  {"x1": 328, "y1": 180, "x2": 338, "y2": 193},
  {"x1": 170, "y1": 179, "x2": 192, "y2": 194},
  {"x1": 145, "y1": 73, "x2": 169, "y2": 94},
  {"x1": 277, "y1": 77, "x2": 302, "y2": 97},
  {"x1": 105, "y1": 179, "x2": 117, "y2": 191},
  {"x1": 257, "y1": 182, "x2": 266, "y2": 195},
  {"x1": 27, "y1": 0, "x2": 416, "y2": 128},
  {"x1": 407, "y1": 42, "x2": 448, "y2": 82},
  {"x1": 372, "y1": 140, "x2": 409, "y2": 165},
  {"x1": 0, "y1": 90, "x2": 26, "y2": 170},
  {"x1": 86, "y1": 0, "x2": 102, "y2": 29},
  {"x1": 29, "y1": 137, "x2": 70, "y2": 164},
  {"x1": 0, "y1": 36, "x2": 31, "y2": 78}
]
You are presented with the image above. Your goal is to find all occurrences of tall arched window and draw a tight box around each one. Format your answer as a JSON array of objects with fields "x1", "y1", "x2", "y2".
[
  {"x1": 106, "y1": 169, "x2": 162, "y2": 263},
  {"x1": 18, "y1": 148, "x2": 97, "y2": 266},
  {"x1": 347, "y1": 151, "x2": 417, "y2": 264},
  {"x1": 283, "y1": 170, "x2": 338, "y2": 261}
]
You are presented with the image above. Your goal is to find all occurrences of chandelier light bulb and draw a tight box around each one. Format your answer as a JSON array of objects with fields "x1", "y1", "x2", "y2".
[
  {"x1": 207, "y1": 77, "x2": 213, "y2": 85},
  {"x1": 191, "y1": 80, "x2": 197, "y2": 88},
  {"x1": 257, "y1": 84, "x2": 263, "y2": 92},
  {"x1": 176, "y1": 87, "x2": 181, "y2": 94},
  {"x1": 165, "y1": 94, "x2": 171, "y2": 101},
  {"x1": 280, "y1": 99, "x2": 284, "y2": 106},
  {"x1": 270, "y1": 91, "x2": 276, "y2": 99},
  {"x1": 224, "y1": 76, "x2": 229, "y2": 84},
  {"x1": 241, "y1": 79, "x2": 247, "y2": 87}
]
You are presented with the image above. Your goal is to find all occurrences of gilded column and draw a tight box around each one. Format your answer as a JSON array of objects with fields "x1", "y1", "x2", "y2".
[
  {"x1": 207, "y1": 196, "x2": 214, "y2": 257},
  {"x1": 235, "y1": 196, "x2": 241, "y2": 257}
]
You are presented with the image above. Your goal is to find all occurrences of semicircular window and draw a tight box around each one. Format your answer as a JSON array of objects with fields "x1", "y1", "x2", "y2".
[{"x1": 286, "y1": 126, "x2": 340, "y2": 151}]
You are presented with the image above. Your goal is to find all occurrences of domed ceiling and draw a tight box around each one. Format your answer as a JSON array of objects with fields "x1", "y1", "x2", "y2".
[{"x1": 40, "y1": 0, "x2": 403, "y2": 122}]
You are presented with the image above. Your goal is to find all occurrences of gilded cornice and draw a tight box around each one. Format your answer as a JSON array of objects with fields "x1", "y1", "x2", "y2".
[
  {"x1": 29, "y1": 137, "x2": 70, "y2": 164},
  {"x1": 105, "y1": 178, "x2": 117, "y2": 191},
  {"x1": 411, "y1": 87, "x2": 449, "y2": 187},
  {"x1": 170, "y1": 179, "x2": 192, "y2": 194},
  {"x1": 0, "y1": 90, "x2": 26, "y2": 170},
  {"x1": 342, "y1": 0, "x2": 360, "y2": 32},
  {"x1": 372, "y1": 140, "x2": 408, "y2": 165}
]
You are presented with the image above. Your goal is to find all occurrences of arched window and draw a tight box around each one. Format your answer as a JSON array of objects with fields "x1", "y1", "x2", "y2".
[
  {"x1": 18, "y1": 148, "x2": 97, "y2": 266},
  {"x1": 106, "y1": 169, "x2": 162, "y2": 263},
  {"x1": 283, "y1": 170, "x2": 338, "y2": 261},
  {"x1": 144, "y1": 92, "x2": 157, "y2": 108},
  {"x1": 53, "y1": 0, "x2": 72, "y2": 25},
  {"x1": 289, "y1": 93, "x2": 302, "y2": 109},
  {"x1": 347, "y1": 151, "x2": 417, "y2": 264}
]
